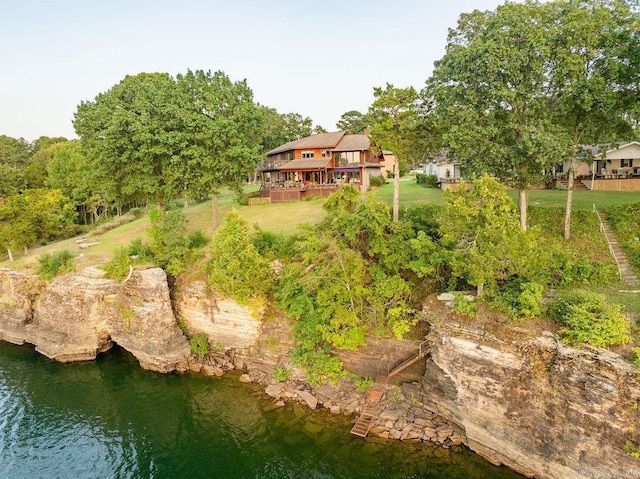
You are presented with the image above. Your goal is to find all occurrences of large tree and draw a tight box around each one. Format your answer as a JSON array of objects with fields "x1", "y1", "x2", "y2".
[
  {"x1": 74, "y1": 72, "x2": 188, "y2": 212},
  {"x1": 0, "y1": 135, "x2": 30, "y2": 196},
  {"x1": 175, "y1": 69, "x2": 265, "y2": 229},
  {"x1": 428, "y1": 2, "x2": 567, "y2": 230},
  {"x1": 545, "y1": 0, "x2": 639, "y2": 239},
  {"x1": 336, "y1": 110, "x2": 370, "y2": 134},
  {"x1": 368, "y1": 84, "x2": 424, "y2": 222}
]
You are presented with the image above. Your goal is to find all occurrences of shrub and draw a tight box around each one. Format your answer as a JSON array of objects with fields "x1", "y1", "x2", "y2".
[
  {"x1": 208, "y1": 212, "x2": 274, "y2": 303},
  {"x1": 451, "y1": 293, "x2": 477, "y2": 317},
  {"x1": 102, "y1": 238, "x2": 153, "y2": 281},
  {"x1": 416, "y1": 173, "x2": 438, "y2": 188},
  {"x1": 490, "y1": 281, "x2": 545, "y2": 321},
  {"x1": 354, "y1": 375, "x2": 374, "y2": 392},
  {"x1": 188, "y1": 230, "x2": 209, "y2": 249},
  {"x1": 291, "y1": 347, "x2": 344, "y2": 387},
  {"x1": 548, "y1": 290, "x2": 632, "y2": 347},
  {"x1": 189, "y1": 333, "x2": 210, "y2": 358},
  {"x1": 252, "y1": 227, "x2": 296, "y2": 260},
  {"x1": 369, "y1": 175, "x2": 387, "y2": 187},
  {"x1": 273, "y1": 366, "x2": 291, "y2": 382},
  {"x1": 36, "y1": 250, "x2": 75, "y2": 281},
  {"x1": 102, "y1": 247, "x2": 131, "y2": 281}
]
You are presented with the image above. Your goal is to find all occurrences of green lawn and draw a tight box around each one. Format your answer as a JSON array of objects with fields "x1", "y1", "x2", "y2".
[
  {"x1": 508, "y1": 188, "x2": 640, "y2": 210},
  {"x1": 5, "y1": 178, "x2": 640, "y2": 274}
]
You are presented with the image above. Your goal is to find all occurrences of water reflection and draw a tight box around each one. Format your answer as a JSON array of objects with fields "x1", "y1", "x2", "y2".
[{"x1": 0, "y1": 343, "x2": 523, "y2": 479}]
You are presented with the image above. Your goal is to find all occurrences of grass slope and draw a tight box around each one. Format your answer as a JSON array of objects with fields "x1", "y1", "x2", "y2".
[{"x1": 4, "y1": 178, "x2": 640, "y2": 276}]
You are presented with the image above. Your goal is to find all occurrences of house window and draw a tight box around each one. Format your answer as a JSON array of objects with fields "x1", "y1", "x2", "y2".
[
  {"x1": 621, "y1": 159, "x2": 633, "y2": 168},
  {"x1": 336, "y1": 151, "x2": 359, "y2": 166},
  {"x1": 302, "y1": 151, "x2": 315, "y2": 158},
  {"x1": 321, "y1": 150, "x2": 331, "y2": 158}
]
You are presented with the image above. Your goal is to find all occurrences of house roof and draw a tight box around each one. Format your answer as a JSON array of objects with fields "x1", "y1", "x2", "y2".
[
  {"x1": 267, "y1": 132, "x2": 346, "y2": 156},
  {"x1": 332, "y1": 134, "x2": 370, "y2": 152},
  {"x1": 277, "y1": 158, "x2": 332, "y2": 171},
  {"x1": 582, "y1": 141, "x2": 640, "y2": 158}
]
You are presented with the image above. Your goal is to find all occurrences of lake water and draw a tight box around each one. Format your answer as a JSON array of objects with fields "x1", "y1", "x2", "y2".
[{"x1": 0, "y1": 342, "x2": 524, "y2": 478}]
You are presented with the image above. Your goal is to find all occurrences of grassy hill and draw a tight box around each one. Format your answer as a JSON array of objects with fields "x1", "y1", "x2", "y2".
[{"x1": 4, "y1": 178, "x2": 640, "y2": 275}]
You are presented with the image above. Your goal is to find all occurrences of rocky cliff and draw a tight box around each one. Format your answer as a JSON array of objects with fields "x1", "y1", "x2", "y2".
[
  {"x1": 0, "y1": 267, "x2": 191, "y2": 372},
  {"x1": 422, "y1": 297, "x2": 640, "y2": 479},
  {"x1": 3, "y1": 267, "x2": 640, "y2": 478}
]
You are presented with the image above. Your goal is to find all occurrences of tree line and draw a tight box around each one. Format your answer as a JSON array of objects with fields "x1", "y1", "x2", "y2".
[
  {"x1": 349, "y1": 0, "x2": 640, "y2": 238},
  {"x1": 0, "y1": 70, "x2": 324, "y2": 260}
]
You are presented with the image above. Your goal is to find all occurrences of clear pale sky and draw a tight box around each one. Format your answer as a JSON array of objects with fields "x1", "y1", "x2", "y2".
[{"x1": 1, "y1": 0, "x2": 508, "y2": 141}]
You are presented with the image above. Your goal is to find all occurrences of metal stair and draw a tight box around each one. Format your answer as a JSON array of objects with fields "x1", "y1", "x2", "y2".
[{"x1": 350, "y1": 341, "x2": 429, "y2": 437}]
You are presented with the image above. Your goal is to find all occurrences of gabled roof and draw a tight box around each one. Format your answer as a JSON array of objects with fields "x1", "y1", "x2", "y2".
[
  {"x1": 267, "y1": 132, "x2": 346, "y2": 156},
  {"x1": 332, "y1": 134, "x2": 370, "y2": 152},
  {"x1": 583, "y1": 141, "x2": 640, "y2": 158}
]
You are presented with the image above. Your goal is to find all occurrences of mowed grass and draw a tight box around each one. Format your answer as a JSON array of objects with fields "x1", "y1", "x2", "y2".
[{"x1": 4, "y1": 177, "x2": 640, "y2": 274}]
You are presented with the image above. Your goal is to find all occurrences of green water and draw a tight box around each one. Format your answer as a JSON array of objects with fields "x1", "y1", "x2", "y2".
[{"x1": 0, "y1": 343, "x2": 524, "y2": 478}]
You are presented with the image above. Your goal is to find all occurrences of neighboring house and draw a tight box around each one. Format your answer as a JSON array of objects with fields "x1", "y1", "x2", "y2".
[
  {"x1": 419, "y1": 150, "x2": 463, "y2": 190},
  {"x1": 259, "y1": 132, "x2": 384, "y2": 202},
  {"x1": 556, "y1": 141, "x2": 640, "y2": 191}
]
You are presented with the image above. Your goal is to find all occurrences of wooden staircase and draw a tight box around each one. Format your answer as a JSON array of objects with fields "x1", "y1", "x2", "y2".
[
  {"x1": 350, "y1": 341, "x2": 429, "y2": 437},
  {"x1": 593, "y1": 205, "x2": 640, "y2": 286}
]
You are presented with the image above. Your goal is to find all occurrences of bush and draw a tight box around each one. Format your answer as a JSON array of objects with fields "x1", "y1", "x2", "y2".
[
  {"x1": 548, "y1": 290, "x2": 632, "y2": 347},
  {"x1": 415, "y1": 173, "x2": 438, "y2": 188},
  {"x1": 451, "y1": 293, "x2": 477, "y2": 317},
  {"x1": 369, "y1": 175, "x2": 387, "y2": 188},
  {"x1": 189, "y1": 333, "x2": 210, "y2": 358},
  {"x1": 273, "y1": 366, "x2": 291, "y2": 382},
  {"x1": 208, "y1": 212, "x2": 274, "y2": 303},
  {"x1": 252, "y1": 227, "x2": 296, "y2": 260},
  {"x1": 102, "y1": 247, "x2": 131, "y2": 281},
  {"x1": 102, "y1": 238, "x2": 153, "y2": 281},
  {"x1": 490, "y1": 281, "x2": 545, "y2": 321},
  {"x1": 291, "y1": 347, "x2": 344, "y2": 387},
  {"x1": 36, "y1": 250, "x2": 75, "y2": 281}
]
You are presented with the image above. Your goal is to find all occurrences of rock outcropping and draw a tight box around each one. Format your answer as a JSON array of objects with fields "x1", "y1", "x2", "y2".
[
  {"x1": 172, "y1": 278, "x2": 262, "y2": 350},
  {"x1": 422, "y1": 298, "x2": 640, "y2": 479},
  {"x1": 0, "y1": 267, "x2": 191, "y2": 373}
]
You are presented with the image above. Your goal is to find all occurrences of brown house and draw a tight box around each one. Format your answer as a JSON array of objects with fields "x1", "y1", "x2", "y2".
[{"x1": 259, "y1": 132, "x2": 383, "y2": 202}]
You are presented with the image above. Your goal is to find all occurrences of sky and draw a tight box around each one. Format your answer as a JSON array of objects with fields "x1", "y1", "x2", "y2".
[{"x1": 1, "y1": 0, "x2": 509, "y2": 141}]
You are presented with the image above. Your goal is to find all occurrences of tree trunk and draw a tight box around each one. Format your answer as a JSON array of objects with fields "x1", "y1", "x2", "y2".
[
  {"x1": 212, "y1": 188, "x2": 219, "y2": 231},
  {"x1": 24, "y1": 245, "x2": 28, "y2": 255},
  {"x1": 477, "y1": 282, "x2": 484, "y2": 297},
  {"x1": 184, "y1": 198, "x2": 189, "y2": 209},
  {"x1": 564, "y1": 160, "x2": 574, "y2": 240},
  {"x1": 7, "y1": 248, "x2": 13, "y2": 262},
  {"x1": 392, "y1": 159, "x2": 400, "y2": 222},
  {"x1": 518, "y1": 189, "x2": 528, "y2": 231}
]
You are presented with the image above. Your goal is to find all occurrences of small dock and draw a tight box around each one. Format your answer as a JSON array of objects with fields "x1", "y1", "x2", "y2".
[{"x1": 350, "y1": 341, "x2": 429, "y2": 437}]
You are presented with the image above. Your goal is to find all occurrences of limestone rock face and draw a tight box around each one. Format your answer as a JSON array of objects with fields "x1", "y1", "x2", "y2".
[
  {"x1": 172, "y1": 279, "x2": 262, "y2": 350},
  {"x1": 33, "y1": 267, "x2": 117, "y2": 362},
  {"x1": 0, "y1": 269, "x2": 45, "y2": 345},
  {"x1": 0, "y1": 267, "x2": 190, "y2": 373},
  {"x1": 423, "y1": 318, "x2": 640, "y2": 479},
  {"x1": 105, "y1": 268, "x2": 191, "y2": 373}
]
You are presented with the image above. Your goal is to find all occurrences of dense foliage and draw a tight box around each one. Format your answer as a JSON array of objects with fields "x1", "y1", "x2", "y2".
[
  {"x1": 548, "y1": 290, "x2": 632, "y2": 347},
  {"x1": 207, "y1": 212, "x2": 274, "y2": 304},
  {"x1": 605, "y1": 203, "x2": 640, "y2": 272}
]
